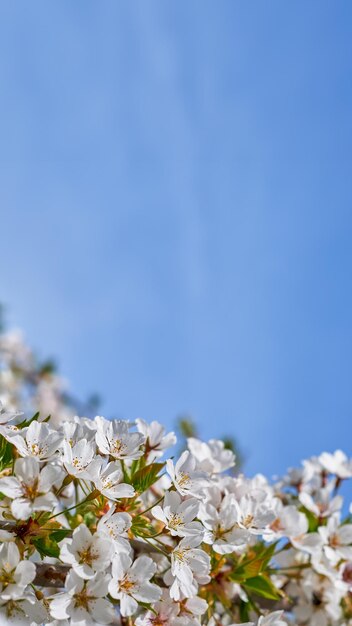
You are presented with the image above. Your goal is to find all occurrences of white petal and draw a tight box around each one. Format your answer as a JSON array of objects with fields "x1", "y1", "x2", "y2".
[
  {"x1": 120, "y1": 593, "x2": 138, "y2": 616},
  {"x1": 0, "y1": 477, "x2": 23, "y2": 499},
  {"x1": 11, "y1": 498, "x2": 33, "y2": 520},
  {"x1": 131, "y1": 555, "x2": 156, "y2": 581},
  {"x1": 14, "y1": 560, "x2": 36, "y2": 586},
  {"x1": 90, "y1": 597, "x2": 117, "y2": 624},
  {"x1": 0, "y1": 540, "x2": 20, "y2": 569},
  {"x1": 15, "y1": 457, "x2": 39, "y2": 483}
]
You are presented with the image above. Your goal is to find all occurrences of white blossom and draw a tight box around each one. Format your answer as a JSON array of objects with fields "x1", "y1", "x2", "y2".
[
  {"x1": 199, "y1": 493, "x2": 250, "y2": 553},
  {"x1": 318, "y1": 514, "x2": 352, "y2": 563},
  {"x1": 299, "y1": 484, "x2": 343, "y2": 518},
  {"x1": 88, "y1": 458, "x2": 135, "y2": 501},
  {"x1": 0, "y1": 402, "x2": 23, "y2": 426},
  {"x1": 95, "y1": 417, "x2": 145, "y2": 461},
  {"x1": 0, "y1": 457, "x2": 63, "y2": 519},
  {"x1": 50, "y1": 570, "x2": 116, "y2": 625},
  {"x1": 187, "y1": 437, "x2": 235, "y2": 474},
  {"x1": 0, "y1": 595, "x2": 48, "y2": 624},
  {"x1": 166, "y1": 451, "x2": 209, "y2": 498},
  {"x1": 108, "y1": 553, "x2": 161, "y2": 616},
  {"x1": 7, "y1": 420, "x2": 63, "y2": 461},
  {"x1": 62, "y1": 439, "x2": 96, "y2": 478},
  {"x1": 319, "y1": 449, "x2": 352, "y2": 479},
  {"x1": 152, "y1": 491, "x2": 203, "y2": 539},
  {"x1": 1, "y1": 330, "x2": 352, "y2": 626},
  {"x1": 136, "y1": 418, "x2": 177, "y2": 461},
  {"x1": 0, "y1": 543, "x2": 35, "y2": 600},
  {"x1": 170, "y1": 536, "x2": 211, "y2": 600},
  {"x1": 97, "y1": 508, "x2": 132, "y2": 554},
  {"x1": 60, "y1": 524, "x2": 113, "y2": 579}
]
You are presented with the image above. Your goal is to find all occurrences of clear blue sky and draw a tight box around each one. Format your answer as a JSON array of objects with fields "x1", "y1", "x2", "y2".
[{"x1": 1, "y1": 1, "x2": 352, "y2": 477}]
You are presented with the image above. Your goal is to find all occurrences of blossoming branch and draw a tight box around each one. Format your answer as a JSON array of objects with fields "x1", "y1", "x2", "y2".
[{"x1": 0, "y1": 330, "x2": 351, "y2": 626}]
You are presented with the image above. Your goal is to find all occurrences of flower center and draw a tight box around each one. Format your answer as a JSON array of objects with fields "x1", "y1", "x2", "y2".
[
  {"x1": 112, "y1": 438, "x2": 127, "y2": 456},
  {"x1": 78, "y1": 547, "x2": 95, "y2": 566},
  {"x1": 168, "y1": 513, "x2": 183, "y2": 529},
  {"x1": 177, "y1": 472, "x2": 190, "y2": 488},
  {"x1": 22, "y1": 479, "x2": 38, "y2": 501},
  {"x1": 72, "y1": 457, "x2": 85, "y2": 470},
  {"x1": 0, "y1": 567, "x2": 14, "y2": 586},
  {"x1": 174, "y1": 547, "x2": 189, "y2": 564},
  {"x1": 215, "y1": 524, "x2": 228, "y2": 539},
  {"x1": 119, "y1": 574, "x2": 136, "y2": 593},
  {"x1": 74, "y1": 591, "x2": 90, "y2": 611},
  {"x1": 4, "y1": 600, "x2": 26, "y2": 619},
  {"x1": 242, "y1": 514, "x2": 254, "y2": 528},
  {"x1": 329, "y1": 533, "x2": 340, "y2": 548},
  {"x1": 28, "y1": 440, "x2": 48, "y2": 457},
  {"x1": 270, "y1": 518, "x2": 283, "y2": 532}
]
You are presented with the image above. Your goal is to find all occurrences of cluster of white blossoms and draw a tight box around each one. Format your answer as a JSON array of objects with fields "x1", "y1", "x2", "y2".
[{"x1": 0, "y1": 332, "x2": 351, "y2": 626}]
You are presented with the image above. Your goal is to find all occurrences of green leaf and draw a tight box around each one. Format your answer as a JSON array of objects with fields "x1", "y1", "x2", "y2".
[
  {"x1": 239, "y1": 600, "x2": 251, "y2": 622},
  {"x1": 243, "y1": 574, "x2": 282, "y2": 601},
  {"x1": 131, "y1": 462, "x2": 165, "y2": 494},
  {"x1": 50, "y1": 529, "x2": 72, "y2": 542},
  {"x1": 33, "y1": 537, "x2": 60, "y2": 559},
  {"x1": 230, "y1": 541, "x2": 278, "y2": 581},
  {"x1": 300, "y1": 506, "x2": 319, "y2": 532},
  {"x1": 130, "y1": 459, "x2": 140, "y2": 476},
  {"x1": 19, "y1": 412, "x2": 40, "y2": 428},
  {"x1": 0, "y1": 435, "x2": 14, "y2": 471}
]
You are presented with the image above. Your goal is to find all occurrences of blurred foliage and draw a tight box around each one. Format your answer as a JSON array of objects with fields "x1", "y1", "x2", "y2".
[
  {"x1": 38, "y1": 359, "x2": 57, "y2": 376},
  {"x1": 177, "y1": 413, "x2": 198, "y2": 439}
]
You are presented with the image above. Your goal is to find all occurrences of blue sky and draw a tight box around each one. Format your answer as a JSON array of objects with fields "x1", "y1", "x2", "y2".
[{"x1": 1, "y1": 1, "x2": 352, "y2": 477}]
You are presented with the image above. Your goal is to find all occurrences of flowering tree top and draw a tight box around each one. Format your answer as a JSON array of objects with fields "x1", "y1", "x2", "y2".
[{"x1": 0, "y1": 330, "x2": 352, "y2": 626}]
